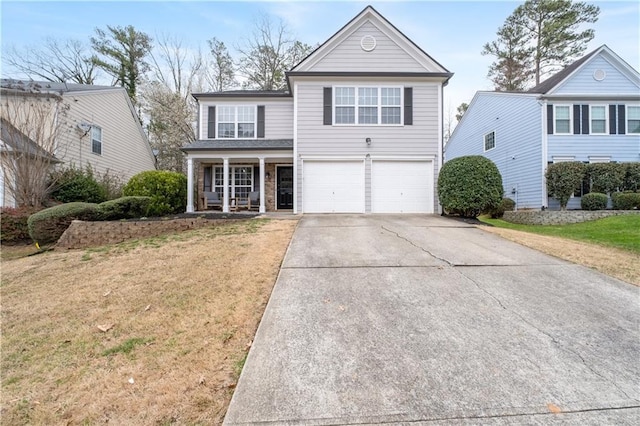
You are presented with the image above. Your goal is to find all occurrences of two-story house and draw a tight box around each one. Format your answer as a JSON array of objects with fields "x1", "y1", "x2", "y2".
[
  {"x1": 182, "y1": 5, "x2": 452, "y2": 214},
  {"x1": 445, "y1": 45, "x2": 640, "y2": 210}
]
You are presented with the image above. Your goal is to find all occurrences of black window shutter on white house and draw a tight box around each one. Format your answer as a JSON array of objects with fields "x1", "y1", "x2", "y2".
[
  {"x1": 547, "y1": 104, "x2": 554, "y2": 134},
  {"x1": 573, "y1": 105, "x2": 581, "y2": 134},
  {"x1": 257, "y1": 105, "x2": 265, "y2": 138},
  {"x1": 404, "y1": 87, "x2": 413, "y2": 125},
  {"x1": 208, "y1": 106, "x2": 216, "y2": 138},
  {"x1": 617, "y1": 105, "x2": 626, "y2": 135},
  {"x1": 609, "y1": 105, "x2": 617, "y2": 134},
  {"x1": 581, "y1": 105, "x2": 589, "y2": 135},
  {"x1": 323, "y1": 87, "x2": 332, "y2": 125}
]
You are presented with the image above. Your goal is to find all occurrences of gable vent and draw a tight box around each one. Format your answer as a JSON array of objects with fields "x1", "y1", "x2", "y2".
[
  {"x1": 360, "y1": 35, "x2": 376, "y2": 52},
  {"x1": 593, "y1": 69, "x2": 606, "y2": 81}
]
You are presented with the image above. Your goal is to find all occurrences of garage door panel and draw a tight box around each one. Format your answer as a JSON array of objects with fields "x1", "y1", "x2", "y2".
[
  {"x1": 372, "y1": 161, "x2": 433, "y2": 213},
  {"x1": 303, "y1": 161, "x2": 364, "y2": 213}
]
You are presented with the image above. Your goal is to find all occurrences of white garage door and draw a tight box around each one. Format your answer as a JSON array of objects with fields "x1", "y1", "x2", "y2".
[
  {"x1": 372, "y1": 160, "x2": 433, "y2": 213},
  {"x1": 303, "y1": 161, "x2": 364, "y2": 213}
]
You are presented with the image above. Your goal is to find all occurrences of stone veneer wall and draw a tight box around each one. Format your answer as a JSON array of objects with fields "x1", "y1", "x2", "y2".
[
  {"x1": 504, "y1": 210, "x2": 640, "y2": 225},
  {"x1": 57, "y1": 218, "x2": 236, "y2": 250}
]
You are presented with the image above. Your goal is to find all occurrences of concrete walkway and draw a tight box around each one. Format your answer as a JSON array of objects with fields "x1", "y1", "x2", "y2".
[{"x1": 224, "y1": 215, "x2": 640, "y2": 425}]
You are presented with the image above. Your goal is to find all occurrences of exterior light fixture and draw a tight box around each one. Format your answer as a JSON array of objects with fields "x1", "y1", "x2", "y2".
[{"x1": 366, "y1": 137, "x2": 372, "y2": 145}]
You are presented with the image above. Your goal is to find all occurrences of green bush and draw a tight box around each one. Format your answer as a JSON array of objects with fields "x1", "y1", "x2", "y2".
[
  {"x1": 438, "y1": 156, "x2": 503, "y2": 218},
  {"x1": 489, "y1": 197, "x2": 516, "y2": 218},
  {"x1": 623, "y1": 163, "x2": 640, "y2": 191},
  {"x1": 50, "y1": 166, "x2": 108, "y2": 204},
  {"x1": 122, "y1": 171, "x2": 187, "y2": 216},
  {"x1": 1, "y1": 207, "x2": 39, "y2": 243},
  {"x1": 97, "y1": 196, "x2": 152, "y2": 220},
  {"x1": 587, "y1": 163, "x2": 626, "y2": 194},
  {"x1": 581, "y1": 192, "x2": 608, "y2": 210},
  {"x1": 611, "y1": 192, "x2": 640, "y2": 210},
  {"x1": 545, "y1": 162, "x2": 587, "y2": 210},
  {"x1": 27, "y1": 202, "x2": 99, "y2": 244}
]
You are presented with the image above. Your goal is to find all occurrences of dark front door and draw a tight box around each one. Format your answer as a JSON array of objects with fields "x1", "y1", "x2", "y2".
[{"x1": 277, "y1": 166, "x2": 293, "y2": 209}]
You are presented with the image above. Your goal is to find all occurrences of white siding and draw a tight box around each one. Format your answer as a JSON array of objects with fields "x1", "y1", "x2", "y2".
[
  {"x1": 445, "y1": 93, "x2": 543, "y2": 210},
  {"x1": 554, "y1": 55, "x2": 640, "y2": 95},
  {"x1": 308, "y1": 21, "x2": 427, "y2": 73},
  {"x1": 198, "y1": 98, "x2": 293, "y2": 140}
]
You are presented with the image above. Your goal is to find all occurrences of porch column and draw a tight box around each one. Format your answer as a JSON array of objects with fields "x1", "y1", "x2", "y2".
[
  {"x1": 259, "y1": 157, "x2": 266, "y2": 213},
  {"x1": 222, "y1": 157, "x2": 230, "y2": 213},
  {"x1": 186, "y1": 157, "x2": 194, "y2": 213}
]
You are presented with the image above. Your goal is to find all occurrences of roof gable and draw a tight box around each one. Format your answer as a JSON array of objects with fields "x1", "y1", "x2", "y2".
[{"x1": 291, "y1": 5, "x2": 449, "y2": 74}]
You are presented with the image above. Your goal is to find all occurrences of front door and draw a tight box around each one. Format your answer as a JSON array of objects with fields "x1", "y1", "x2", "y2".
[{"x1": 277, "y1": 166, "x2": 293, "y2": 209}]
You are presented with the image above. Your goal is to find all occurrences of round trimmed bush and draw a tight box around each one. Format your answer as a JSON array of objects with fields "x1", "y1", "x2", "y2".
[
  {"x1": 438, "y1": 156, "x2": 503, "y2": 218},
  {"x1": 612, "y1": 192, "x2": 640, "y2": 210},
  {"x1": 545, "y1": 162, "x2": 587, "y2": 210},
  {"x1": 97, "y1": 196, "x2": 153, "y2": 220},
  {"x1": 489, "y1": 197, "x2": 516, "y2": 219},
  {"x1": 580, "y1": 192, "x2": 608, "y2": 211},
  {"x1": 623, "y1": 163, "x2": 640, "y2": 191},
  {"x1": 122, "y1": 171, "x2": 187, "y2": 216},
  {"x1": 586, "y1": 163, "x2": 625, "y2": 194},
  {"x1": 51, "y1": 167, "x2": 108, "y2": 204},
  {"x1": 27, "y1": 202, "x2": 99, "y2": 244}
]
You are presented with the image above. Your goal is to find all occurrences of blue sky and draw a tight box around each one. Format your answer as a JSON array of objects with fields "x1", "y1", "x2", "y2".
[{"x1": 1, "y1": 0, "x2": 639, "y2": 114}]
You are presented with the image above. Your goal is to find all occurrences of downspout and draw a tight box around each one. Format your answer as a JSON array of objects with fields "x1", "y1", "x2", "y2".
[
  {"x1": 438, "y1": 82, "x2": 443, "y2": 214},
  {"x1": 292, "y1": 80, "x2": 298, "y2": 214},
  {"x1": 540, "y1": 97, "x2": 548, "y2": 209}
]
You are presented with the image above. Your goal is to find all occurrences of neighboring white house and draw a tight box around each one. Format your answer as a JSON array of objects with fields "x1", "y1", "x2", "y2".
[
  {"x1": 182, "y1": 5, "x2": 452, "y2": 214},
  {"x1": 445, "y1": 45, "x2": 640, "y2": 210},
  {"x1": 0, "y1": 79, "x2": 156, "y2": 208}
]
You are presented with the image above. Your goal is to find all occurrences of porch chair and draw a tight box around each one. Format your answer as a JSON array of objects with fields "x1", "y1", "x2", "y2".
[
  {"x1": 248, "y1": 191, "x2": 260, "y2": 211},
  {"x1": 203, "y1": 191, "x2": 222, "y2": 210}
]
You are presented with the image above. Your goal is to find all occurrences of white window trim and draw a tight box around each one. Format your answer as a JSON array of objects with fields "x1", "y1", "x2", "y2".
[
  {"x1": 483, "y1": 130, "x2": 496, "y2": 152},
  {"x1": 213, "y1": 164, "x2": 254, "y2": 198},
  {"x1": 216, "y1": 105, "x2": 257, "y2": 139},
  {"x1": 332, "y1": 85, "x2": 404, "y2": 126},
  {"x1": 91, "y1": 125, "x2": 102, "y2": 156},
  {"x1": 589, "y1": 104, "x2": 608, "y2": 135},
  {"x1": 626, "y1": 104, "x2": 640, "y2": 135},
  {"x1": 553, "y1": 104, "x2": 573, "y2": 135}
]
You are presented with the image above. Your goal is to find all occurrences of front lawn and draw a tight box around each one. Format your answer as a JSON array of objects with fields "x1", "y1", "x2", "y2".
[{"x1": 480, "y1": 214, "x2": 640, "y2": 253}]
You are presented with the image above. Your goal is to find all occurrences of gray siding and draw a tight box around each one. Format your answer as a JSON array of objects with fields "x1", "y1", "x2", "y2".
[
  {"x1": 295, "y1": 80, "x2": 441, "y2": 212},
  {"x1": 445, "y1": 93, "x2": 543, "y2": 209},
  {"x1": 554, "y1": 56, "x2": 640, "y2": 95},
  {"x1": 198, "y1": 98, "x2": 293, "y2": 140},
  {"x1": 307, "y1": 21, "x2": 427, "y2": 73}
]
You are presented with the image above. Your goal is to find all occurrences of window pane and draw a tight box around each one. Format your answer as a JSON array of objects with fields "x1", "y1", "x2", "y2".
[
  {"x1": 556, "y1": 120, "x2": 570, "y2": 133},
  {"x1": 484, "y1": 132, "x2": 495, "y2": 151},
  {"x1": 555, "y1": 106, "x2": 570, "y2": 119},
  {"x1": 358, "y1": 87, "x2": 377, "y2": 106},
  {"x1": 335, "y1": 106, "x2": 355, "y2": 124},
  {"x1": 92, "y1": 127, "x2": 102, "y2": 140},
  {"x1": 629, "y1": 120, "x2": 640, "y2": 134},
  {"x1": 591, "y1": 106, "x2": 605, "y2": 119},
  {"x1": 92, "y1": 140, "x2": 102, "y2": 155},
  {"x1": 591, "y1": 121, "x2": 606, "y2": 134},
  {"x1": 218, "y1": 106, "x2": 235, "y2": 122},
  {"x1": 238, "y1": 123, "x2": 255, "y2": 138},
  {"x1": 335, "y1": 87, "x2": 354, "y2": 105},
  {"x1": 381, "y1": 107, "x2": 401, "y2": 124},
  {"x1": 218, "y1": 123, "x2": 235, "y2": 138},
  {"x1": 237, "y1": 106, "x2": 255, "y2": 122},
  {"x1": 359, "y1": 106, "x2": 378, "y2": 124},
  {"x1": 381, "y1": 88, "x2": 401, "y2": 106},
  {"x1": 628, "y1": 106, "x2": 640, "y2": 120}
]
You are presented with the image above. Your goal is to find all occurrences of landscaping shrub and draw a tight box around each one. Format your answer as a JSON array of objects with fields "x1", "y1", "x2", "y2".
[
  {"x1": 545, "y1": 162, "x2": 586, "y2": 210},
  {"x1": 581, "y1": 192, "x2": 608, "y2": 211},
  {"x1": 623, "y1": 163, "x2": 640, "y2": 191},
  {"x1": 587, "y1": 163, "x2": 626, "y2": 194},
  {"x1": 611, "y1": 192, "x2": 640, "y2": 210},
  {"x1": 489, "y1": 197, "x2": 516, "y2": 218},
  {"x1": 27, "y1": 202, "x2": 99, "y2": 244},
  {"x1": 97, "y1": 196, "x2": 153, "y2": 220},
  {"x1": 1, "y1": 207, "x2": 39, "y2": 243},
  {"x1": 122, "y1": 170, "x2": 187, "y2": 216},
  {"x1": 50, "y1": 166, "x2": 108, "y2": 204},
  {"x1": 438, "y1": 156, "x2": 503, "y2": 218}
]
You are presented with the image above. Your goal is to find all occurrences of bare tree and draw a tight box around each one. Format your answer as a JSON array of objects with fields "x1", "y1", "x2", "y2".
[
  {"x1": 206, "y1": 37, "x2": 236, "y2": 92},
  {"x1": 1, "y1": 83, "x2": 71, "y2": 208},
  {"x1": 3, "y1": 38, "x2": 98, "y2": 84}
]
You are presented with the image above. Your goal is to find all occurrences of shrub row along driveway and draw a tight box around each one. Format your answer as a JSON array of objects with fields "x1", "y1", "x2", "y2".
[{"x1": 225, "y1": 215, "x2": 640, "y2": 425}]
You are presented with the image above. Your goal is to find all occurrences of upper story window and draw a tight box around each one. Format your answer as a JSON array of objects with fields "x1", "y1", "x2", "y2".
[
  {"x1": 554, "y1": 105, "x2": 571, "y2": 134},
  {"x1": 334, "y1": 86, "x2": 402, "y2": 125},
  {"x1": 590, "y1": 105, "x2": 607, "y2": 134},
  {"x1": 217, "y1": 106, "x2": 255, "y2": 138},
  {"x1": 627, "y1": 105, "x2": 640, "y2": 134},
  {"x1": 484, "y1": 131, "x2": 495, "y2": 151},
  {"x1": 91, "y1": 126, "x2": 102, "y2": 155}
]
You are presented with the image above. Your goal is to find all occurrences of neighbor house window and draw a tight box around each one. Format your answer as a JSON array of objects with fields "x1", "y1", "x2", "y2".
[
  {"x1": 484, "y1": 131, "x2": 495, "y2": 151},
  {"x1": 217, "y1": 106, "x2": 255, "y2": 138},
  {"x1": 627, "y1": 105, "x2": 640, "y2": 134},
  {"x1": 590, "y1": 105, "x2": 607, "y2": 134},
  {"x1": 334, "y1": 86, "x2": 402, "y2": 125},
  {"x1": 554, "y1": 105, "x2": 571, "y2": 134},
  {"x1": 91, "y1": 126, "x2": 102, "y2": 155}
]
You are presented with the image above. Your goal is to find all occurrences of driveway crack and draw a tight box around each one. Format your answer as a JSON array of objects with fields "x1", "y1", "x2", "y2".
[{"x1": 381, "y1": 226, "x2": 453, "y2": 266}]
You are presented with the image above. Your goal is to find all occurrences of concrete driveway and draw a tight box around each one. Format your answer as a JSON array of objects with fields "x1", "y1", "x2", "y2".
[{"x1": 224, "y1": 215, "x2": 640, "y2": 425}]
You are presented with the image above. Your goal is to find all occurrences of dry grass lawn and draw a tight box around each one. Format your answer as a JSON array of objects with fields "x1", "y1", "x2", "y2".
[
  {"x1": 480, "y1": 225, "x2": 640, "y2": 286},
  {"x1": 1, "y1": 219, "x2": 297, "y2": 425}
]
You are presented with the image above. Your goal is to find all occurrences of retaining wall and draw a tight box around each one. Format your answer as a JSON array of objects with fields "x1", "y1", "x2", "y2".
[{"x1": 504, "y1": 210, "x2": 640, "y2": 225}]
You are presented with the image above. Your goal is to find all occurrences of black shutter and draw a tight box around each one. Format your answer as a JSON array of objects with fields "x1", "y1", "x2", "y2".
[
  {"x1": 257, "y1": 105, "x2": 265, "y2": 138},
  {"x1": 323, "y1": 87, "x2": 332, "y2": 125},
  {"x1": 618, "y1": 105, "x2": 626, "y2": 135},
  {"x1": 207, "y1": 106, "x2": 216, "y2": 138},
  {"x1": 547, "y1": 104, "x2": 554, "y2": 134},
  {"x1": 573, "y1": 104, "x2": 581, "y2": 134},
  {"x1": 404, "y1": 87, "x2": 413, "y2": 125},
  {"x1": 581, "y1": 105, "x2": 589, "y2": 135},
  {"x1": 609, "y1": 105, "x2": 617, "y2": 134}
]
